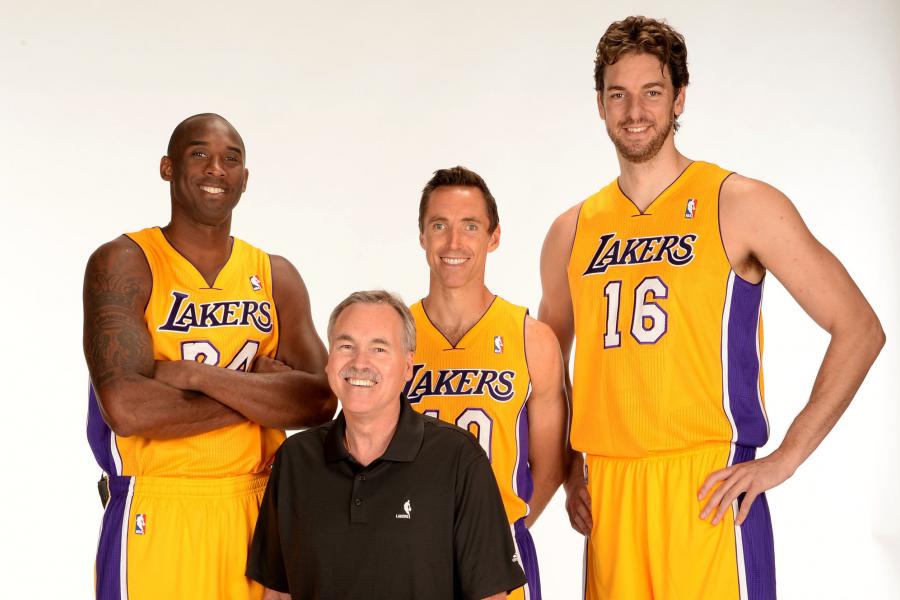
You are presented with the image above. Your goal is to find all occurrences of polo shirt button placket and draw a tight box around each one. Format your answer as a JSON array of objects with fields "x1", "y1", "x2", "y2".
[{"x1": 351, "y1": 472, "x2": 367, "y2": 523}]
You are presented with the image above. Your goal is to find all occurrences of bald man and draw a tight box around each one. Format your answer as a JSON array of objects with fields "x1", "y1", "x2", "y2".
[{"x1": 84, "y1": 113, "x2": 336, "y2": 600}]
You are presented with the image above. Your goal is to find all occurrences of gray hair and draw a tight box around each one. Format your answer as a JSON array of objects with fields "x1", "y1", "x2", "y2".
[{"x1": 327, "y1": 290, "x2": 417, "y2": 353}]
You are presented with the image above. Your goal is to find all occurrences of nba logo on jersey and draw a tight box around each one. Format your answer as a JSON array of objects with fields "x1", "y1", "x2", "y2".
[
  {"x1": 135, "y1": 514, "x2": 147, "y2": 535},
  {"x1": 684, "y1": 198, "x2": 697, "y2": 218},
  {"x1": 249, "y1": 275, "x2": 262, "y2": 291},
  {"x1": 494, "y1": 336, "x2": 504, "y2": 354}
]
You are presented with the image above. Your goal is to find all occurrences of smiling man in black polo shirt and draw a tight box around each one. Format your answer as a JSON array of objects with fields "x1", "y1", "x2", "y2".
[{"x1": 247, "y1": 290, "x2": 526, "y2": 599}]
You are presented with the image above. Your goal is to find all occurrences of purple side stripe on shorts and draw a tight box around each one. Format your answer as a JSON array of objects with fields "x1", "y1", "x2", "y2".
[
  {"x1": 514, "y1": 519, "x2": 542, "y2": 600},
  {"x1": 96, "y1": 476, "x2": 133, "y2": 600},
  {"x1": 726, "y1": 275, "x2": 768, "y2": 447},
  {"x1": 733, "y1": 446, "x2": 776, "y2": 600}
]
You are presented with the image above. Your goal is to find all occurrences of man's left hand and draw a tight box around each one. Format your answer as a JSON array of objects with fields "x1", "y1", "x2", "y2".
[{"x1": 698, "y1": 452, "x2": 795, "y2": 525}]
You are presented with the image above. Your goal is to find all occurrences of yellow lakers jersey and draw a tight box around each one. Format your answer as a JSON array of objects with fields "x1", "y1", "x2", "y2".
[
  {"x1": 404, "y1": 297, "x2": 533, "y2": 524},
  {"x1": 87, "y1": 227, "x2": 284, "y2": 478},
  {"x1": 567, "y1": 161, "x2": 768, "y2": 457}
]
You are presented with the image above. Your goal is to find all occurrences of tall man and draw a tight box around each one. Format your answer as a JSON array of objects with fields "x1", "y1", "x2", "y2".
[
  {"x1": 83, "y1": 113, "x2": 335, "y2": 599},
  {"x1": 247, "y1": 290, "x2": 527, "y2": 599},
  {"x1": 539, "y1": 17, "x2": 884, "y2": 599},
  {"x1": 405, "y1": 167, "x2": 568, "y2": 600}
]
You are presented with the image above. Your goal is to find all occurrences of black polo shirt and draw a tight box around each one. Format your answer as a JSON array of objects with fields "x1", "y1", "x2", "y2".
[{"x1": 246, "y1": 397, "x2": 526, "y2": 599}]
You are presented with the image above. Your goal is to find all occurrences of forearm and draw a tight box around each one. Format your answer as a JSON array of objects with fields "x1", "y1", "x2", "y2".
[
  {"x1": 182, "y1": 362, "x2": 336, "y2": 429},
  {"x1": 774, "y1": 318, "x2": 884, "y2": 471},
  {"x1": 524, "y1": 470, "x2": 563, "y2": 527},
  {"x1": 98, "y1": 375, "x2": 245, "y2": 439}
]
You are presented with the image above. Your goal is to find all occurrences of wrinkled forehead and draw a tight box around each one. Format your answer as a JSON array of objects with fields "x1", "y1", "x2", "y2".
[
  {"x1": 169, "y1": 116, "x2": 245, "y2": 156},
  {"x1": 330, "y1": 303, "x2": 405, "y2": 349}
]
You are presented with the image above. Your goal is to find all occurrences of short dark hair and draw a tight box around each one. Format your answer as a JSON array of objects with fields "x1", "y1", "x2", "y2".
[
  {"x1": 418, "y1": 166, "x2": 499, "y2": 234},
  {"x1": 594, "y1": 16, "x2": 689, "y2": 130}
]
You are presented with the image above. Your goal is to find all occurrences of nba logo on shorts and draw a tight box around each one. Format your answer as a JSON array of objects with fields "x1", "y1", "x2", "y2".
[
  {"x1": 135, "y1": 514, "x2": 147, "y2": 535},
  {"x1": 494, "y1": 336, "x2": 504, "y2": 354},
  {"x1": 249, "y1": 275, "x2": 262, "y2": 291},
  {"x1": 684, "y1": 198, "x2": 697, "y2": 218}
]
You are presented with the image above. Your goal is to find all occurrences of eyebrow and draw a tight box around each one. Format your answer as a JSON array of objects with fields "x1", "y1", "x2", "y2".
[
  {"x1": 186, "y1": 140, "x2": 243, "y2": 154},
  {"x1": 606, "y1": 81, "x2": 666, "y2": 91}
]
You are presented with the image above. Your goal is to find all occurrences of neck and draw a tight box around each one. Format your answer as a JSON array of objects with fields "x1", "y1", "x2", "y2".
[
  {"x1": 344, "y1": 400, "x2": 401, "y2": 467},
  {"x1": 616, "y1": 143, "x2": 691, "y2": 212},
  {"x1": 423, "y1": 281, "x2": 494, "y2": 346},
  {"x1": 161, "y1": 213, "x2": 233, "y2": 285}
]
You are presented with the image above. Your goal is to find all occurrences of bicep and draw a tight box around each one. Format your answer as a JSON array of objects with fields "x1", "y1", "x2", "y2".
[
  {"x1": 538, "y1": 208, "x2": 578, "y2": 361},
  {"x1": 524, "y1": 320, "x2": 567, "y2": 463},
  {"x1": 83, "y1": 238, "x2": 154, "y2": 391},
  {"x1": 270, "y1": 255, "x2": 328, "y2": 372},
  {"x1": 736, "y1": 185, "x2": 870, "y2": 333}
]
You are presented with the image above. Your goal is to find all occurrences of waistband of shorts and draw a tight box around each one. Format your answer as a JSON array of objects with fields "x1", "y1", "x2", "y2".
[
  {"x1": 585, "y1": 442, "x2": 750, "y2": 464},
  {"x1": 107, "y1": 472, "x2": 269, "y2": 498}
]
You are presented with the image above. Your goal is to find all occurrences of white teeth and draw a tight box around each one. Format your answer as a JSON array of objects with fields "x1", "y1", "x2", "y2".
[
  {"x1": 625, "y1": 127, "x2": 648, "y2": 133},
  {"x1": 441, "y1": 257, "x2": 467, "y2": 265},
  {"x1": 347, "y1": 378, "x2": 376, "y2": 387},
  {"x1": 200, "y1": 186, "x2": 225, "y2": 194}
]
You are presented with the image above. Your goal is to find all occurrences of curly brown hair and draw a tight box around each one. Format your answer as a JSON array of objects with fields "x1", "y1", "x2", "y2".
[{"x1": 594, "y1": 16, "x2": 689, "y2": 127}]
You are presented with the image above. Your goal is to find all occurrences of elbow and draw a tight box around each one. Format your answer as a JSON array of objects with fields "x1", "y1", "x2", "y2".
[
  {"x1": 312, "y1": 389, "x2": 338, "y2": 426},
  {"x1": 95, "y1": 387, "x2": 139, "y2": 438}
]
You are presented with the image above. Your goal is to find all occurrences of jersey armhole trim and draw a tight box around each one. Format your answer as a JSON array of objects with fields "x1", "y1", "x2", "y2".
[
  {"x1": 268, "y1": 252, "x2": 282, "y2": 360},
  {"x1": 716, "y1": 172, "x2": 766, "y2": 287}
]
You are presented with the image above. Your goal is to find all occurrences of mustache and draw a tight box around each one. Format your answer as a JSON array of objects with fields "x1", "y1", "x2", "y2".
[{"x1": 339, "y1": 367, "x2": 381, "y2": 382}]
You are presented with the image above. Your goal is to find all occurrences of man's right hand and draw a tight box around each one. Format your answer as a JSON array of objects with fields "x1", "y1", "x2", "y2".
[{"x1": 564, "y1": 465, "x2": 592, "y2": 536}]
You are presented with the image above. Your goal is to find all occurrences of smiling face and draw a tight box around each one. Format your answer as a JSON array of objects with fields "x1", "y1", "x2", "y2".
[
  {"x1": 419, "y1": 185, "x2": 500, "y2": 291},
  {"x1": 597, "y1": 52, "x2": 685, "y2": 164},
  {"x1": 160, "y1": 115, "x2": 249, "y2": 227},
  {"x1": 326, "y1": 302, "x2": 414, "y2": 420}
]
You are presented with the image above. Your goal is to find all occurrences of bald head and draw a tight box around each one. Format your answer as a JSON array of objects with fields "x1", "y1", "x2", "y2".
[{"x1": 167, "y1": 113, "x2": 245, "y2": 159}]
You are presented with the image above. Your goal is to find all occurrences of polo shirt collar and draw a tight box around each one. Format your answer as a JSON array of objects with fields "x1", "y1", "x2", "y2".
[{"x1": 323, "y1": 395, "x2": 424, "y2": 464}]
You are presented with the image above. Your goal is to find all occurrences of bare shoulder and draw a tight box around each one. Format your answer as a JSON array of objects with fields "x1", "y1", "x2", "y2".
[
  {"x1": 524, "y1": 315, "x2": 562, "y2": 371},
  {"x1": 544, "y1": 202, "x2": 582, "y2": 245},
  {"x1": 84, "y1": 235, "x2": 151, "y2": 304},
  {"x1": 720, "y1": 173, "x2": 798, "y2": 219},
  {"x1": 269, "y1": 254, "x2": 311, "y2": 301}
]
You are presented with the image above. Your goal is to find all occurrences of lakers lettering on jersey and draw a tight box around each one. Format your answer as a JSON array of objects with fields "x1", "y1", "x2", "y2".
[
  {"x1": 404, "y1": 297, "x2": 533, "y2": 524},
  {"x1": 87, "y1": 226, "x2": 284, "y2": 478},
  {"x1": 568, "y1": 161, "x2": 769, "y2": 458}
]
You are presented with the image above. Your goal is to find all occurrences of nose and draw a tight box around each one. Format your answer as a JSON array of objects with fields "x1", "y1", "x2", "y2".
[
  {"x1": 205, "y1": 154, "x2": 226, "y2": 177},
  {"x1": 448, "y1": 226, "x2": 462, "y2": 250},
  {"x1": 624, "y1": 96, "x2": 644, "y2": 122}
]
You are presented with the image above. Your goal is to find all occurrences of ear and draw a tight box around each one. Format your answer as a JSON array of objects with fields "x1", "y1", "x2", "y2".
[
  {"x1": 596, "y1": 91, "x2": 607, "y2": 121},
  {"x1": 242, "y1": 168, "x2": 249, "y2": 193},
  {"x1": 419, "y1": 229, "x2": 426, "y2": 250},
  {"x1": 404, "y1": 351, "x2": 414, "y2": 381},
  {"x1": 487, "y1": 223, "x2": 501, "y2": 253},
  {"x1": 160, "y1": 156, "x2": 173, "y2": 181},
  {"x1": 674, "y1": 86, "x2": 686, "y2": 119}
]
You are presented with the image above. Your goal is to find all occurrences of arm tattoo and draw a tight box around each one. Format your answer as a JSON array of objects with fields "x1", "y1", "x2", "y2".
[{"x1": 84, "y1": 248, "x2": 155, "y2": 388}]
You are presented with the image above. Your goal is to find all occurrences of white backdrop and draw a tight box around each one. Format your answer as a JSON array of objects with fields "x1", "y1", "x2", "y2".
[{"x1": 2, "y1": 1, "x2": 898, "y2": 598}]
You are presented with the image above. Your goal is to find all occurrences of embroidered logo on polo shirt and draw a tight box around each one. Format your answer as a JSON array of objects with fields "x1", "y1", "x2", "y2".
[{"x1": 395, "y1": 499, "x2": 412, "y2": 519}]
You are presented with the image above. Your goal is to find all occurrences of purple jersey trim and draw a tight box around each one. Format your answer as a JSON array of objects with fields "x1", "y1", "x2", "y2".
[
  {"x1": 87, "y1": 383, "x2": 118, "y2": 475},
  {"x1": 732, "y1": 446, "x2": 777, "y2": 599},
  {"x1": 514, "y1": 393, "x2": 533, "y2": 504},
  {"x1": 727, "y1": 275, "x2": 768, "y2": 447}
]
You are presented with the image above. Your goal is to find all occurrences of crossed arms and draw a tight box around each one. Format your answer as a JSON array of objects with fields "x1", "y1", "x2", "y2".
[{"x1": 83, "y1": 236, "x2": 335, "y2": 440}]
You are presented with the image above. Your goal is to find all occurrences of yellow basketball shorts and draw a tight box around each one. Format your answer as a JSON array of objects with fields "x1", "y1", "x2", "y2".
[
  {"x1": 583, "y1": 444, "x2": 776, "y2": 599},
  {"x1": 94, "y1": 473, "x2": 268, "y2": 600}
]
